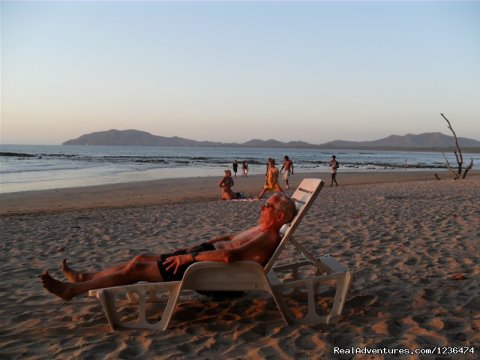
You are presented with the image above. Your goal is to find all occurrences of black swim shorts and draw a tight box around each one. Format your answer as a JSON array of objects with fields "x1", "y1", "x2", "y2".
[{"x1": 157, "y1": 242, "x2": 215, "y2": 282}]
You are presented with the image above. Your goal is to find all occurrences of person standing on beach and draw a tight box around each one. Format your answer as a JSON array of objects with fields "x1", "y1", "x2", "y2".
[
  {"x1": 219, "y1": 169, "x2": 238, "y2": 200},
  {"x1": 280, "y1": 155, "x2": 294, "y2": 189},
  {"x1": 232, "y1": 160, "x2": 238, "y2": 177},
  {"x1": 40, "y1": 193, "x2": 296, "y2": 301},
  {"x1": 257, "y1": 158, "x2": 283, "y2": 199},
  {"x1": 329, "y1": 155, "x2": 339, "y2": 187},
  {"x1": 242, "y1": 160, "x2": 249, "y2": 177}
]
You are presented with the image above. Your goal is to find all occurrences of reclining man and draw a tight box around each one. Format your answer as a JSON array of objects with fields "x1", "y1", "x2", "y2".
[{"x1": 41, "y1": 192, "x2": 297, "y2": 301}]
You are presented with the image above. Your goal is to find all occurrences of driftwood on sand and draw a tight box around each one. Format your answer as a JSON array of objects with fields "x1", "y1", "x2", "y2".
[{"x1": 440, "y1": 113, "x2": 474, "y2": 179}]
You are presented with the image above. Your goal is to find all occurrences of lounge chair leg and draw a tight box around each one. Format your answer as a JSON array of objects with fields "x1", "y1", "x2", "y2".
[
  {"x1": 96, "y1": 289, "x2": 120, "y2": 331},
  {"x1": 330, "y1": 272, "x2": 352, "y2": 320}
]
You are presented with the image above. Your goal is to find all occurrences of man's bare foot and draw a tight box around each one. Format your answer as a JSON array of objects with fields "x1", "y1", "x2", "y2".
[
  {"x1": 61, "y1": 259, "x2": 82, "y2": 283},
  {"x1": 41, "y1": 271, "x2": 75, "y2": 301}
]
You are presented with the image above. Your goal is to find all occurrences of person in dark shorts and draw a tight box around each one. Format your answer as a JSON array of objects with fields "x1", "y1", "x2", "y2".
[
  {"x1": 41, "y1": 193, "x2": 297, "y2": 301},
  {"x1": 232, "y1": 160, "x2": 238, "y2": 177}
]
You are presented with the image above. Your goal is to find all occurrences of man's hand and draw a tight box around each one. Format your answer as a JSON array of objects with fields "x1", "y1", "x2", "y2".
[{"x1": 163, "y1": 254, "x2": 194, "y2": 274}]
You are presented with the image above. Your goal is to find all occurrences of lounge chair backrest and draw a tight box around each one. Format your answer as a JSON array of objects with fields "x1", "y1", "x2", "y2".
[{"x1": 264, "y1": 178, "x2": 324, "y2": 272}]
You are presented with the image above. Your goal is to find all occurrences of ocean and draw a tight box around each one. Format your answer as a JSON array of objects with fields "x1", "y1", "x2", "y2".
[{"x1": 1, "y1": 144, "x2": 478, "y2": 194}]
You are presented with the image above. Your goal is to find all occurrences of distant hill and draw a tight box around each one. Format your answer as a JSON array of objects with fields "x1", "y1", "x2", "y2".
[
  {"x1": 62, "y1": 130, "x2": 319, "y2": 148},
  {"x1": 63, "y1": 129, "x2": 480, "y2": 151},
  {"x1": 62, "y1": 129, "x2": 222, "y2": 147},
  {"x1": 320, "y1": 132, "x2": 480, "y2": 150}
]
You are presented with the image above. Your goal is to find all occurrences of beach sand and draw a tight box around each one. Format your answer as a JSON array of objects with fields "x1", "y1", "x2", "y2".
[{"x1": 1, "y1": 171, "x2": 479, "y2": 359}]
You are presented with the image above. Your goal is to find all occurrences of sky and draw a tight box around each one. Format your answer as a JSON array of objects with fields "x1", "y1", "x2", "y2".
[{"x1": 1, "y1": 1, "x2": 479, "y2": 145}]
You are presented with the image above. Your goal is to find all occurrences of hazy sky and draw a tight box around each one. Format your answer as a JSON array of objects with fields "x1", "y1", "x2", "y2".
[{"x1": 2, "y1": 1, "x2": 479, "y2": 145}]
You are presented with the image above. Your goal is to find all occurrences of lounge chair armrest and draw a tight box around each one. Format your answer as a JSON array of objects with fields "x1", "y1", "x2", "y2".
[
  {"x1": 186, "y1": 260, "x2": 261, "y2": 270},
  {"x1": 273, "y1": 260, "x2": 312, "y2": 272},
  {"x1": 273, "y1": 255, "x2": 348, "y2": 274},
  {"x1": 319, "y1": 255, "x2": 348, "y2": 274}
]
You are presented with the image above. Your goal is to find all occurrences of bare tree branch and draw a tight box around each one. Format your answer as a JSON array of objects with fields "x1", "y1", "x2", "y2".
[
  {"x1": 442, "y1": 152, "x2": 457, "y2": 176},
  {"x1": 462, "y1": 159, "x2": 473, "y2": 179},
  {"x1": 440, "y1": 113, "x2": 464, "y2": 179}
]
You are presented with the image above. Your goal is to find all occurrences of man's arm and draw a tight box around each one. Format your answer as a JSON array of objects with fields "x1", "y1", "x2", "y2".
[
  {"x1": 163, "y1": 231, "x2": 279, "y2": 274},
  {"x1": 163, "y1": 248, "x2": 230, "y2": 274},
  {"x1": 178, "y1": 235, "x2": 232, "y2": 253},
  {"x1": 205, "y1": 235, "x2": 233, "y2": 245}
]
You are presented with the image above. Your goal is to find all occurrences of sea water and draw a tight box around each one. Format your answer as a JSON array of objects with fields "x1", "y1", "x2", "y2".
[{"x1": 1, "y1": 144, "x2": 478, "y2": 194}]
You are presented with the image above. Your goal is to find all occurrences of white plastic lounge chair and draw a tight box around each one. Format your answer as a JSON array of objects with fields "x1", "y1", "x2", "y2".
[{"x1": 88, "y1": 178, "x2": 352, "y2": 330}]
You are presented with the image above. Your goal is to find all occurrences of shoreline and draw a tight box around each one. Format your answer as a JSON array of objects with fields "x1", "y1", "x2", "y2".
[
  {"x1": 1, "y1": 170, "x2": 478, "y2": 216},
  {"x1": 0, "y1": 166, "x2": 458, "y2": 195}
]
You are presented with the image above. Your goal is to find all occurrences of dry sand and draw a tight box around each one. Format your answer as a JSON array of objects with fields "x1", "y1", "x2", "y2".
[{"x1": 0, "y1": 171, "x2": 479, "y2": 359}]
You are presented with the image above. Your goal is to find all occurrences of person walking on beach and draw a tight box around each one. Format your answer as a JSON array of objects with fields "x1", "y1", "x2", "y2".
[
  {"x1": 329, "y1": 155, "x2": 339, "y2": 187},
  {"x1": 280, "y1": 155, "x2": 294, "y2": 189},
  {"x1": 257, "y1": 158, "x2": 283, "y2": 199},
  {"x1": 219, "y1": 169, "x2": 238, "y2": 200},
  {"x1": 40, "y1": 193, "x2": 296, "y2": 301},
  {"x1": 242, "y1": 160, "x2": 249, "y2": 177},
  {"x1": 232, "y1": 160, "x2": 238, "y2": 177}
]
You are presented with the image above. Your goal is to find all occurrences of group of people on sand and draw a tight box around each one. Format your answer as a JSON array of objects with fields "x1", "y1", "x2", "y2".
[
  {"x1": 232, "y1": 160, "x2": 249, "y2": 177},
  {"x1": 219, "y1": 156, "x2": 295, "y2": 200},
  {"x1": 220, "y1": 154, "x2": 340, "y2": 199}
]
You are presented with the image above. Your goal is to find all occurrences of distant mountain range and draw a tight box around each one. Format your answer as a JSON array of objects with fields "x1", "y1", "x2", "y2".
[
  {"x1": 321, "y1": 133, "x2": 480, "y2": 150},
  {"x1": 63, "y1": 129, "x2": 480, "y2": 151}
]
